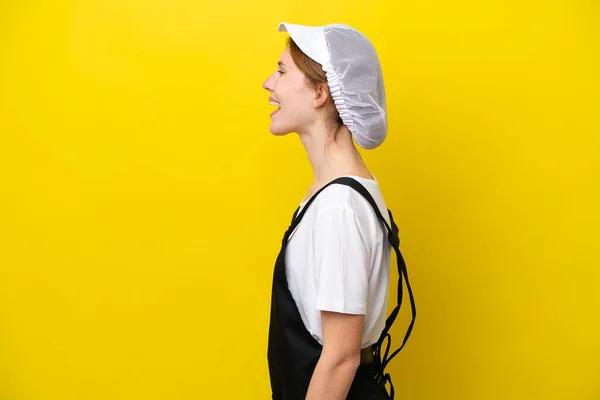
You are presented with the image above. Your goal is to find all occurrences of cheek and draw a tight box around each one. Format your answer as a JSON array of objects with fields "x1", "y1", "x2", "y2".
[
  {"x1": 291, "y1": 89, "x2": 314, "y2": 118},
  {"x1": 282, "y1": 80, "x2": 308, "y2": 104},
  {"x1": 276, "y1": 76, "x2": 309, "y2": 99},
  {"x1": 274, "y1": 78, "x2": 314, "y2": 122}
]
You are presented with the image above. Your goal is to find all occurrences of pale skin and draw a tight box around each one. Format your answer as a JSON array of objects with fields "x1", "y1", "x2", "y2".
[{"x1": 262, "y1": 46, "x2": 373, "y2": 399}]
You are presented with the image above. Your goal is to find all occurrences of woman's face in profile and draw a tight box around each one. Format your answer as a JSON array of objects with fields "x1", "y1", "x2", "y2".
[{"x1": 262, "y1": 47, "x2": 318, "y2": 136}]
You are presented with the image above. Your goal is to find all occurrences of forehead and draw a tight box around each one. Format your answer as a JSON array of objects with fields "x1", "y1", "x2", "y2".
[{"x1": 278, "y1": 47, "x2": 293, "y2": 65}]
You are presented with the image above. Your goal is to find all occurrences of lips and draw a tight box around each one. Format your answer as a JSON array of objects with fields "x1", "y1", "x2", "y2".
[
  {"x1": 269, "y1": 97, "x2": 281, "y2": 117},
  {"x1": 269, "y1": 97, "x2": 281, "y2": 108}
]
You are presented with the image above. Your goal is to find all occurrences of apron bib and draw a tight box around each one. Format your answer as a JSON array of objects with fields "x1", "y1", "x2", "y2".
[{"x1": 268, "y1": 177, "x2": 416, "y2": 400}]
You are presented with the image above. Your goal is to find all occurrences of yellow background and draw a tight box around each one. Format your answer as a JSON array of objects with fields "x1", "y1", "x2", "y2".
[{"x1": 1, "y1": 0, "x2": 598, "y2": 399}]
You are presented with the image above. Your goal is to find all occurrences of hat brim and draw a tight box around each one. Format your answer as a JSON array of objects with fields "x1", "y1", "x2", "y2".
[{"x1": 277, "y1": 22, "x2": 328, "y2": 66}]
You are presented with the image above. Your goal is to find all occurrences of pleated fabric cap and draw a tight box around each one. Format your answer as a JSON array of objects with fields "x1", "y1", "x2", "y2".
[{"x1": 278, "y1": 22, "x2": 387, "y2": 150}]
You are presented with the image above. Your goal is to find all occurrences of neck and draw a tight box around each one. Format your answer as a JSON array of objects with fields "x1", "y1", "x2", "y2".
[{"x1": 298, "y1": 121, "x2": 370, "y2": 188}]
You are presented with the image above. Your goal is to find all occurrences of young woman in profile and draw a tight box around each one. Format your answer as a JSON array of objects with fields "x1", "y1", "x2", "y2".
[{"x1": 262, "y1": 22, "x2": 416, "y2": 400}]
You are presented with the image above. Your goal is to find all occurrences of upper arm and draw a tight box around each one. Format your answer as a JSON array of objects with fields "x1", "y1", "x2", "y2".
[
  {"x1": 320, "y1": 310, "x2": 364, "y2": 364},
  {"x1": 313, "y1": 206, "x2": 371, "y2": 315},
  {"x1": 313, "y1": 206, "x2": 370, "y2": 362}
]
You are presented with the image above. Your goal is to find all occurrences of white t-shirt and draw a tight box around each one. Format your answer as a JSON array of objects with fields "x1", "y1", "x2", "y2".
[{"x1": 285, "y1": 175, "x2": 391, "y2": 348}]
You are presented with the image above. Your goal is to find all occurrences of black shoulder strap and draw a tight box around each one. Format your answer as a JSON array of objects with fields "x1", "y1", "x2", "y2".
[{"x1": 284, "y1": 177, "x2": 416, "y2": 369}]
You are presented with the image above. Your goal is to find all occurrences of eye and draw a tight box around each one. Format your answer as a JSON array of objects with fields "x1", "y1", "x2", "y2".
[{"x1": 277, "y1": 70, "x2": 284, "y2": 75}]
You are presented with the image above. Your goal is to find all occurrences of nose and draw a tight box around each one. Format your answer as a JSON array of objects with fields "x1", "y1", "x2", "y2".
[{"x1": 262, "y1": 72, "x2": 275, "y2": 92}]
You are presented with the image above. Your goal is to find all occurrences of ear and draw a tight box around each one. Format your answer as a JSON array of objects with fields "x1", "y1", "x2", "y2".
[{"x1": 313, "y1": 82, "x2": 330, "y2": 108}]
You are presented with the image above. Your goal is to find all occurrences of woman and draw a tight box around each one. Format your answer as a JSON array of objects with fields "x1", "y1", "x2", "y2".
[{"x1": 263, "y1": 22, "x2": 416, "y2": 400}]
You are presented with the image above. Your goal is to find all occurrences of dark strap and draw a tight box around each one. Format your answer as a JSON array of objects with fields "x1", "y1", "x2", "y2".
[{"x1": 284, "y1": 177, "x2": 416, "y2": 372}]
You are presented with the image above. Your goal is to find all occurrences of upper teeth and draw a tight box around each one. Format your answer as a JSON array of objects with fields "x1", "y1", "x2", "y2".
[{"x1": 270, "y1": 101, "x2": 281, "y2": 107}]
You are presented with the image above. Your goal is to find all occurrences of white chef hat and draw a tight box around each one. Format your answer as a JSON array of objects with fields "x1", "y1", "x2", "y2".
[{"x1": 278, "y1": 22, "x2": 388, "y2": 150}]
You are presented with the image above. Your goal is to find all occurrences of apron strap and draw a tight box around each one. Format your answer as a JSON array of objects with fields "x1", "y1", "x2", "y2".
[{"x1": 285, "y1": 177, "x2": 416, "y2": 371}]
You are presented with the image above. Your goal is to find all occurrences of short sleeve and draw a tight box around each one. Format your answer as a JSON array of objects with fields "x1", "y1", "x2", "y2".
[{"x1": 313, "y1": 207, "x2": 371, "y2": 315}]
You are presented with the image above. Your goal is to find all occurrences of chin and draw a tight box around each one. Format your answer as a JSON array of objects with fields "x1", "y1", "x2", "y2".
[{"x1": 269, "y1": 123, "x2": 293, "y2": 136}]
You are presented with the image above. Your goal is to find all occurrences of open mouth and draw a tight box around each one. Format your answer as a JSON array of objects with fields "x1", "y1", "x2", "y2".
[{"x1": 270, "y1": 100, "x2": 281, "y2": 116}]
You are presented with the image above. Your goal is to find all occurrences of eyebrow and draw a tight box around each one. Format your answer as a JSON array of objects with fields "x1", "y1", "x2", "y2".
[{"x1": 278, "y1": 61, "x2": 286, "y2": 68}]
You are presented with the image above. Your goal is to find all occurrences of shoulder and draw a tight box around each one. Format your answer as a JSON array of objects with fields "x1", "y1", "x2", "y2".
[
  {"x1": 311, "y1": 179, "x2": 386, "y2": 212},
  {"x1": 310, "y1": 179, "x2": 390, "y2": 228}
]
